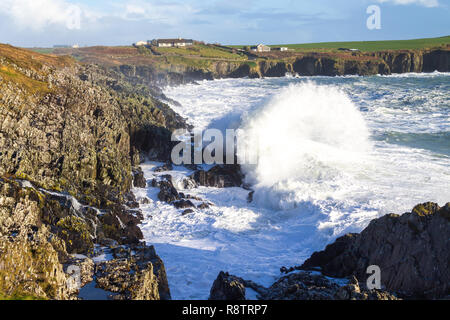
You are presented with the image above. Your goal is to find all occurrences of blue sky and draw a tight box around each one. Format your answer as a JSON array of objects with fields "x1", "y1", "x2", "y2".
[{"x1": 0, "y1": 0, "x2": 448, "y2": 47}]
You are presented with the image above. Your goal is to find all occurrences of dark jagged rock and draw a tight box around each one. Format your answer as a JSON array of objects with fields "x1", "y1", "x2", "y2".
[
  {"x1": 197, "y1": 203, "x2": 210, "y2": 209},
  {"x1": 132, "y1": 167, "x2": 146, "y2": 188},
  {"x1": 300, "y1": 202, "x2": 450, "y2": 299},
  {"x1": 209, "y1": 271, "x2": 397, "y2": 301},
  {"x1": 190, "y1": 165, "x2": 243, "y2": 188},
  {"x1": 182, "y1": 209, "x2": 194, "y2": 216},
  {"x1": 182, "y1": 177, "x2": 198, "y2": 190},
  {"x1": 260, "y1": 272, "x2": 398, "y2": 300},
  {"x1": 247, "y1": 191, "x2": 255, "y2": 203},
  {"x1": 173, "y1": 199, "x2": 195, "y2": 209},
  {"x1": 157, "y1": 178, "x2": 180, "y2": 203},
  {"x1": 209, "y1": 272, "x2": 246, "y2": 300}
]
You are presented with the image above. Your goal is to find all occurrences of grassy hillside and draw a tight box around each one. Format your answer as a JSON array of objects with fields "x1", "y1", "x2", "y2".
[
  {"x1": 232, "y1": 36, "x2": 450, "y2": 52},
  {"x1": 153, "y1": 44, "x2": 245, "y2": 60}
]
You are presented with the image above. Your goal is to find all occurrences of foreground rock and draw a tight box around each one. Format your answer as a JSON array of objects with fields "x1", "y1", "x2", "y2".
[
  {"x1": 300, "y1": 202, "x2": 450, "y2": 299},
  {"x1": 211, "y1": 202, "x2": 449, "y2": 300},
  {"x1": 209, "y1": 271, "x2": 397, "y2": 300},
  {"x1": 0, "y1": 177, "x2": 170, "y2": 300},
  {"x1": 209, "y1": 272, "x2": 246, "y2": 300},
  {"x1": 261, "y1": 272, "x2": 398, "y2": 300},
  {"x1": 95, "y1": 245, "x2": 170, "y2": 300}
]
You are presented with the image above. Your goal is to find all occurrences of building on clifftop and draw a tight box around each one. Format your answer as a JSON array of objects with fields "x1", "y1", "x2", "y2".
[{"x1": 149, "y1": 38, "x2": 194, "y2": 47}]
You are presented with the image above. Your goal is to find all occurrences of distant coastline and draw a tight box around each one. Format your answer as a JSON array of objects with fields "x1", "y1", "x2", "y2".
[{"x1": 29, "y1": 36, "x2": 449, "y2": 89}]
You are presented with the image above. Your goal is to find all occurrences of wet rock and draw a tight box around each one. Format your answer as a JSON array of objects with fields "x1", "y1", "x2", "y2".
[
  {"x1": 214, "y1": 271, "x2": 398, "y2": 301},
  {"x1": 300, "y1": 202, "x2": 450, "y2": 299},
  {"x1": 154, "y1": 162, "x2": 173, "y2": 172},
  {"x1": 209, "y1": 272, "x2": 246, "y2": 300},
  {"x1": 197, "y1": 203, "x2": 210, "y2": 210},
  {"x1": 132, "y1": 167, "x2": 147, "y2": 188},
  {"x1": 182, "y1": 177, "x2": 198, "y2": 190},
  {"x1": 190, "y1": 165, "x2": 243, "y2": 188},
  {"x1": 247, "y1": 191, "x2": 255, "y2": 203},
  {"x1": 182, "y1": 209, "x2": 194, "y2": 216},
  {"x1": 138, "y1": 197, "x2": 150, "y2": 205},
  {"x1": 157, "y1": 178, "x2": 180, "y2": 203},
  {"x1": 174, "y1": 199, "x2": 195, "y2": 209},
  {"x1": 126, "y1": 201, "x2": 140, "y2": 209}
]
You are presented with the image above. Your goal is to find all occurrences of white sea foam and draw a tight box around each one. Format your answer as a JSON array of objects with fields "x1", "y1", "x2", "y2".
[{"x1": 137, "y1": 74, "x2": 450, "y2": 299}]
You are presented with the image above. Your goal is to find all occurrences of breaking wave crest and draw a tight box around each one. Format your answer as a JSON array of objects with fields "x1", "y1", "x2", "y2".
[{"x1": 238, "y1": 82, "x2": 372, "y2": 210}]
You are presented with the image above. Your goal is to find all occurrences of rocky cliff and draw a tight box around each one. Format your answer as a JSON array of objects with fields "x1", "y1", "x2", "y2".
[
  {"x1": 94, "y1": 48, "x2": 450, "y2": 87},
  {"x1": 0, "y1": 44, "x2": 183, "y2": 299},
  {"x1": 299, "y1": 202, "x2": 450, "y2": 299}
]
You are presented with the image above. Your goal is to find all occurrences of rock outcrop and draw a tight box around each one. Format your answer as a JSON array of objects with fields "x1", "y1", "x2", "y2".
[
  {"x1": 0, "y1": 44, "x2": 176, "y2": 300},
  {"x1": 209, "y1": 271, "x2": 398, "y2": 300},
  {"x1": 95, "y1": 244, "x2": 170, "y2": 300},
  {"x1": 300, "y1": 202, "x2": 450, "y2": 299},
  {"x1": 0, "y1": 177, "x2": 170, "y2": 300},
  {"x1": 211, "y1": 202, "x2": 449, "y2": 300},
  {"x1": 209, "y1": 272, "x2": 246, "y2": 300},
  {"x1": 190, "y1": 165, "x2": 243, "y2": 188}
]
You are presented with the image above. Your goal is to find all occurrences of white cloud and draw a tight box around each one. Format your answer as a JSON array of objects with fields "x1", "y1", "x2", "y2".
[
  {"x1": 377, "y1": 0, "x2": 440, "y2": 7},
  {"x1": 0, "y1": 0, "x2": 87, "y2": 30}
]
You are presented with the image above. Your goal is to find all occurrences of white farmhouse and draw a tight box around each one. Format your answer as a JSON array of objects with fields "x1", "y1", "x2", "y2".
[
  {"x1": 150, "y1": 38, "x2": 194, "y2": 48},
  {"x1": 251, "y1": 44, "x2": 271, "y2": 52}
]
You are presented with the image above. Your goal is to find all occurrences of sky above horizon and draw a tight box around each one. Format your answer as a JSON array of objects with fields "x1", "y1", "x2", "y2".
[{"x1": 0, "y1": 0, "x2": 448, "y2": 47}]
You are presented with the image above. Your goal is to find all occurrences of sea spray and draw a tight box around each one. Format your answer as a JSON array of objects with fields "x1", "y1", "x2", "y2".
[
  {"x1": 153, "y1": 74, "x2": 450, "y2": 299},
  {"x1": 238, "y1": 82, "x2": 372, "y2": 210}
]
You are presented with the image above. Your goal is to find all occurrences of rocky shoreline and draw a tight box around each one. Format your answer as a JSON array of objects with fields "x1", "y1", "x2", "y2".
[
  {"x1": 208, "y1": 201, "x2": 450, "y2": 300},
  {"x1": 0, "y1": 44, "x2": 181, "y2": 299},
  {"x1": 1, "y1": 43, "x2": 449, "y2": 300}
]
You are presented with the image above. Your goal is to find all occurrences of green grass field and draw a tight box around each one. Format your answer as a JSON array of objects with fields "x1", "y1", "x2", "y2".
[
  {"x1": 231, "y1": 36, "x2": 450, "y2": 52},
  {"x1": 154, "y1": 44, "x2": 245, "y2": 60}
]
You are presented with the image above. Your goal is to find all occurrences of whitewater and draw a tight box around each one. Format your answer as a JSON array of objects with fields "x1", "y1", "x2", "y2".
[{"x1": 133, "y1": 72, "x2": 450, "y2": 299}]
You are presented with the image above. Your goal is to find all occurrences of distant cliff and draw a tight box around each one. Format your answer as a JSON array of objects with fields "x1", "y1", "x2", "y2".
[{"x1": 95, "y1": 48, "x2": 450, "y2": 88}]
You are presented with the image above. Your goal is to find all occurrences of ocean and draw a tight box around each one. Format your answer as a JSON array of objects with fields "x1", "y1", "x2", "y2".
[{"x1": 133, "y1": 72, "x2": 450, "y2": 299}]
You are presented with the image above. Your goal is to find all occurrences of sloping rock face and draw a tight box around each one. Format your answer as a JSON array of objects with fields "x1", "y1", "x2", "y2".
[
  {"x1": 209, "y1": 272, "x2": 246, "y2": 300},
  {"x1": 0, "y1": 45, "x2": 185, "y2": 207},
  {"x1": 0, "y1": 177, "x2": 169, "y2": 300},
  {"x1": 0, "y1": 178, "x2": 75, "y2": 299},
  {"x1": 0, "y1": 44, "x2": 176, "y2": 299},
  {"x1": 301, "y1": 202, "x2": 450, "y2": 299}
]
